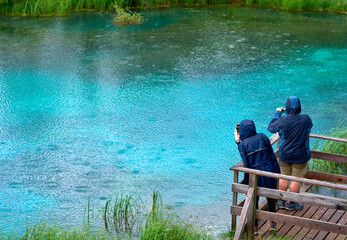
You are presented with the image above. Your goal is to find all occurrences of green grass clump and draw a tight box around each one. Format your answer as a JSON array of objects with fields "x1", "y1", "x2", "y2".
[
  {"x1": 12, "y1": 223, "x2": 115, "y2": 240},
  {"x1": 140, "y1": 191, "x2": 212, "y2": 240},
  {"x1": 1, "y1": 191, "x2": 212, "y2": 240},
  {"x1": 309, "y1": 124, "x2": 347, "y2": 174}
]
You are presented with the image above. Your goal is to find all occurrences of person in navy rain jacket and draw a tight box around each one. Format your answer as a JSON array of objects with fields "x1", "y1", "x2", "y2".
[
  {"x1": 235, "y1": 119, "x2": 280, "y2": 233},
  {"x1": 268, "y1": 96, "x2": 313, "y2": 211}
]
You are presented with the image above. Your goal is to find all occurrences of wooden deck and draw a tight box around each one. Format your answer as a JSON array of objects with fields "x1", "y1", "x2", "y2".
[
  {"x1": 256, "y1": 204, "x2": 347, "y2": 240},
  {"x1": 230, "y1": 133, "x2": 347, "y2": 240}
]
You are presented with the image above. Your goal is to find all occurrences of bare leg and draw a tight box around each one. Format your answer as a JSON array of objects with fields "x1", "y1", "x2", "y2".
[
  {"x1": 289, "y1": 181, "x2": 301, "y2": 193},
  {"x1": 279, "y1": 179, "x2": 289, "y2": 191}
]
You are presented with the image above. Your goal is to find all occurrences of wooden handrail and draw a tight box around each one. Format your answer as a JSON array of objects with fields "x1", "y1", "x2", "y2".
[
  {"x1": 305, "y1": 170, "x2": 347, "y2": 184},
  {"x1": 311, "y1": 150, "x2": 347, "y2": 163},
  {"x1": 310, "y1": 133, "x2": 347, "y2": 143},
  {"x1": 269, "y1": 132, "x2": 279, "y2": 145},
  {"x1": 230, "y1": 166, "x2": 347, "y2": 191}
]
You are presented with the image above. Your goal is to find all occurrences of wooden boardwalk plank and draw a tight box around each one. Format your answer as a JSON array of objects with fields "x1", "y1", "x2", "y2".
[
  {"x1": 278, "y1": 204, "x2": 311, "y2": 238},
  {"x1": 261, "y1": 209, "x2": 296, "y2": 239},
  {"x1": 304, "y1": 208, "x2": 336, "y2": 239},
  {"x1": 294, "y1": 207, "x2": 328, "y2": 239},
  {"x1": 258, "y1": 209, "x2": 287, "y2": 239},
  {"x1": 314, "y1": 210, "x2": 345, "y2": 240},
  {"x1": 284, "y1": 205, "x2": 319, "y2": 239},
  {"x1": 326, "y1": 212, "x2": 347, "y2": 240}
]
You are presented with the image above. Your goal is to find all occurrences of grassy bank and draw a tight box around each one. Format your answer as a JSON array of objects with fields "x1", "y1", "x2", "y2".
[
  {"x1": 1, "y1": 191, "x2": 213, "y2": 240},
  {"x1": 245, "y1": 0, "x2": 347, "y2": 12},
  {"x1": 1, "y1": 0, "x2": 346, "y2": 16},
  {"x1": 309, "y1": 124, "x2": 347, "y2": 174}
]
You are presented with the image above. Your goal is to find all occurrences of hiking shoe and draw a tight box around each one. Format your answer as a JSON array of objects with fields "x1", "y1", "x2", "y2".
[
  {"x1": 254, "y1": 223, "x2": 260, "y2": 235},
  {"x1": 278, "y1": 199, "x2": 286, "y2": 209},
  {"x1": 285, "y1": 201, "x2": 303, "y2": 211},
  {"x1": 254, "y1": 225, "x2": 260, "y2": 235},
  {"x1": 269, "y1": 221, "x2": 277, "y2": 233}
]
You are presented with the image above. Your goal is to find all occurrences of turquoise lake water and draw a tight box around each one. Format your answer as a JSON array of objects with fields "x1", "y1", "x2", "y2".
[{"x1": 0, "y1": 6, "x2": 346, "y2": 235}]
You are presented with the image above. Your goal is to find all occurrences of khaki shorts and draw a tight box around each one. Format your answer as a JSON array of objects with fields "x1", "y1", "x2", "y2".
[{"x1": 279, "y1": 161, "x2": 307, "y2": 178}]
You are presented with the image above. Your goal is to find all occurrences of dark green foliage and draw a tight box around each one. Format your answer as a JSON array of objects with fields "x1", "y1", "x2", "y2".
[
  {"x1": 245, "y1": 0, "x2": 347, "y2": 12},
  {"x1": 2, "y1": 0, "x2": 346, "y2": 15}
]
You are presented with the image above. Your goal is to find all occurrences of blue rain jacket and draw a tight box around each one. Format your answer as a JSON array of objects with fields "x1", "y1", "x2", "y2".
[
  {"x1": 238, "y1": 119, "x2": 280, "y2": 189},
  {"x1": 267, "y1": 96, "x2": 313, "y2": 164}
]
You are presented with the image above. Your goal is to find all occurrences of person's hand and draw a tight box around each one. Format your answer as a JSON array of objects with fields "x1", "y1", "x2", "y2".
[
  {"x1": 276, "y1": 107, "x2": 283, "y2": 112},
  {"x1": 234, "y1": 129, "x2": 240, "y2": 142}
]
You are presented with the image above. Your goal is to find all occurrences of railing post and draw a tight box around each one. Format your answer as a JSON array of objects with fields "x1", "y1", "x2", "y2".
[
  {"x1": 232, "y1": 170, "x2": 239, "y2": 230},
  {"x1": 246, "y1": 173, "x2": 257, "y2": 240}
]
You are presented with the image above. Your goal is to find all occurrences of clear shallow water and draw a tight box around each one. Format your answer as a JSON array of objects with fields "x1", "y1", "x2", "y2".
[{"x1": 0, "y1": 6, "x2": 346, "y2": 235}]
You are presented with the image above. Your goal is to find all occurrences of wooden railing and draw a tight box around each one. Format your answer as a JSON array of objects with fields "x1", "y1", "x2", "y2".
[{"x1": 230, "y1": 133, "x2": 347, "y2": 240}]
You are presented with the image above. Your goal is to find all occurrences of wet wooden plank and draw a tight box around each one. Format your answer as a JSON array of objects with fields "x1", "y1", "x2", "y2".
[
  {"x1": 325, "y1": 212, "x2": 347, "y2": 240},
  {"x1": 284, "y1": 205, "x2": 319, "y2": 239},
  {"x1": 336, "y1": 233, "x2": 347, "y2": 240},
  {"x1": 294, "y1": 207, "x2": 328, "y2": 239},
  {"x1": 314, "y1": 210, "x2": 345, "y2": 240},
  {"x1": 278, "y1": 204, "x2": 310, "y2": 238},
  {"x1": 257, "y1": 208, "x2": 284, "y2": 238},
  {"x1": 304, "y1": 208, "x2": 336, "y2": 239},
  {"x1": 261, "y1": 209, "x2": 295, "y2": 239}
]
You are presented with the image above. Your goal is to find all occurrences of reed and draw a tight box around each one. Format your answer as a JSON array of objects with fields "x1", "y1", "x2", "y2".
[
  {"x1": 85, "y1": 198, "x2": 100, "y2": 226},
  {"x1": 102, "y1": 193, "x2": 142, "y2": 235}
]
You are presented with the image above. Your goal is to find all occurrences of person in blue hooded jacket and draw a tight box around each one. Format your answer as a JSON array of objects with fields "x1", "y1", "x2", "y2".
[
  {"x1": 268, "y1": 96, "x2": 313, "y2": 211},
  {"x1": 234, "y1": 119, "x2": 280, "y2": 233}
]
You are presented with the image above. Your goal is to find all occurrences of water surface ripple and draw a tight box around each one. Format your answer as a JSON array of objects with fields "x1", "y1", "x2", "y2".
[{"x1": 0, "y1": 6, "x2": 346, "y2": 234}]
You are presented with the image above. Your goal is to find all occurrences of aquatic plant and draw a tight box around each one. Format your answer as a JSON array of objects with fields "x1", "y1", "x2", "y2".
[
  {"x1": 113, "y1": 5, "x2": 144, "y2": 25},
  {"x1": 85, "y1": 198, "x2": 100, "y2": 227},
  {"x1": 309, "y1": 124, "x2": 347, "y2": 174},
  {"x1": 102, "y1": 193, "x2": 142, "y2": 235}
]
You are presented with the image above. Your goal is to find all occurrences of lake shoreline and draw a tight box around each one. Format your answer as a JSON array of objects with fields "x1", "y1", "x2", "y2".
[{"x1": 1, "y1": 1, "x2": 346, "y2": 17}]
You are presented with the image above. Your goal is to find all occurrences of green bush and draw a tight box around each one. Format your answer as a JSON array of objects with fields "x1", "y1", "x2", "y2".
[{"x1": 113, "y1": 5, "x2": 145, "y2": 25}]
